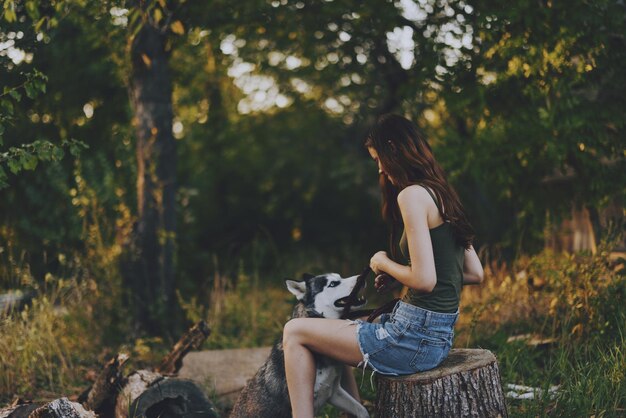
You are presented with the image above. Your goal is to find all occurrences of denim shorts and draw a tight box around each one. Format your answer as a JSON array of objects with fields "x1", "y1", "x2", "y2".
[{"x1": 352, "y1": 301, "x2": 458, "y2": 376}]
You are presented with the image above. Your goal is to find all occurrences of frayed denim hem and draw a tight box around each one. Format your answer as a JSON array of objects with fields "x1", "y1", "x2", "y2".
[{"x1": 346, "y1": 318, "x2": 380, "y2": 390}]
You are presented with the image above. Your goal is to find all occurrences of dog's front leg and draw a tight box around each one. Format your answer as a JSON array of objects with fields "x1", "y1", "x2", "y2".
[
  {"x1": 341, "y1": 365, "x2": 361, "y2": 402},
  {"x1": 328, "y1": 385, "x2": 370, "y2": 418}
]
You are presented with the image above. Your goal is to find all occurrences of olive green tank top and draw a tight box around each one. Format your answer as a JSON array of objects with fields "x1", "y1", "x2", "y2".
[{"x1": 400, "y1": 187, "x2": 465, "y2": 313}]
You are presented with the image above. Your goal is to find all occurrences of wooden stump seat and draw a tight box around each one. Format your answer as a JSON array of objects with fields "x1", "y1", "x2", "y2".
[{"x1": 375, "y1": 348, "x2": 508, "y2": 417}]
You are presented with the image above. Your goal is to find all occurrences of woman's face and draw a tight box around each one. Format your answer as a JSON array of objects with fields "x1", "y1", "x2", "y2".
[{"x1": 367, "y1": 146, "x2": 394, "y2": 184}]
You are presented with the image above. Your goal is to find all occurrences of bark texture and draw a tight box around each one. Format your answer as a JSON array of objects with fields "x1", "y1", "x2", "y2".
[
  {"x1": 78, "y1": 353, "x2": 129, "y2": 414},
  {"x1": 375, "y1": 349, "x2": 508, "y2": 418},
  {"x1": 156, "y1": 321, "x2": 211, "y2": 375},
  {"x1": 29, "y1": 398, "x2": 96, "y2": 418},
  {"x1": 123, "y1": 0, "x2": 177, "y2": 337},
  {"x1": 0, "y1": 401, "x2": 41, "y2": 418}
]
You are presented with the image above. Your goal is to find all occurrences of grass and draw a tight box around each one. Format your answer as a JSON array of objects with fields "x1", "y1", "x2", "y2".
[
  {"x1": 0, "y1": 271, "x2": 102, "y2": 403},
  {"x1": 181, "y1": 241, "x2": 624, "y2": 417},
  {"x1": 455, "y1": 243, "x2": 626, "y2": 417},
  {"x1": 1, "y1": 237, "x2": 624, "y2": 416}
]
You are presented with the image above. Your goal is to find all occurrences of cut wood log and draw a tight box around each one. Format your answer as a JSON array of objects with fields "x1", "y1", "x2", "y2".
[
  {"x1": 0, "y1": 404, "x2": 41, "y2": 418},
  {"x1": 115, "y1": 370, "x2": 217, "y2": 418},
  {"x1": 29, "y1": 398, "x2": 96, "y2": 418},
  {"x1": 78, "y1": 353, "x2": 129, "y2": 414},
  {"x1": 156, "y1": 321, "x2": 211, "y2": 375},
  {"x1": 375, "y1": 348, "x2": 508, "y2": 417},
  {"x1": 0, "y1": 398, "x2": 42, "y2": 418}
]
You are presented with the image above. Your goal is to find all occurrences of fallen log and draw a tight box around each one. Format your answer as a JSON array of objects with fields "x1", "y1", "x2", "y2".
[
  {"x1": 0, "y1": 398, "x2": 42, "y2": 418},
  {"x1": 375, "y1": 348, "x2": 508, "y2": 417},
  {"x1": 114, "y1": 370, "x2": 217, "y2": 418},
  {"x1": 112, "y1": 321, "x2": 216, "y2": 418},
  {"x1": 73, "y1": 320, "x2": 213, "y2": 418},
  {"x1": 30, "y1": 398, "x2": 96, "y2": 418}
]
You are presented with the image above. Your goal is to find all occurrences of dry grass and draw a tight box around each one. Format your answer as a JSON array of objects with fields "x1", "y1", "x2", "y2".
[{"x1": 0, "y1": 273, "x2": 102, "y2": 403}]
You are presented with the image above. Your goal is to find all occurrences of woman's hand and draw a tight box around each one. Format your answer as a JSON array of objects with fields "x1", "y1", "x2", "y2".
[{"x1": 370, "y1": 250, "x2": 390, "y2": 274}]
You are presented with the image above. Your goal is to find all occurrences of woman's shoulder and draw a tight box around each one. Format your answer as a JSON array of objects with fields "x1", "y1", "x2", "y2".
[
  {"x1": 397, "y1": 184, "x2": 443, "y2": 226},
  {"x1": 397, "y1": 184, "x2": 433, "y2": 206}
]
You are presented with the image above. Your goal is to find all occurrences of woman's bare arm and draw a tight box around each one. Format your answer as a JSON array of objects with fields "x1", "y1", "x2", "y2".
[
  {"x1": 370, "y1": 186, "x2": 437, "y2": 293},
  {"x1": 463, "y1": 245, "x2": 484, "y2": 285}
]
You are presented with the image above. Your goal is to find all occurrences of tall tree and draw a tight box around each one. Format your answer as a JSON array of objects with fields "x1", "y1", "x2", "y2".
[{"x1": 123, "y1": 0, "x2": 179, "y2": 336}]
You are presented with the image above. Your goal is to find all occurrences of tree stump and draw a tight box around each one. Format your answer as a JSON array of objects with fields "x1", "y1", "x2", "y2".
[
  {"x1": 115, "y1": 370, "x2": 217, "y2": 418},
  {"x1": 375, "y1": 349, "x2": 508, "y2": 417}
]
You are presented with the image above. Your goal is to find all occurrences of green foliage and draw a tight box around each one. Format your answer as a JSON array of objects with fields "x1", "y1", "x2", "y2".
[
  {"x1": 2, "y1": 0, "x2": 624, "y2": 283},
  {"x1": 1, "y1": 69, "x2": 48, "y2": 145},
  {"x1": 0, "y1": 63, "x2": 87, "y2": 189},
  {"x1": 438, "y1": 0, "x2": 626, "y2": 251},
  {"x1": 0, "y1": 138, "x2": 87, "y2": 188},
  {"x1": 1, "y1": 1, "x2": 131, "y2": 277}
]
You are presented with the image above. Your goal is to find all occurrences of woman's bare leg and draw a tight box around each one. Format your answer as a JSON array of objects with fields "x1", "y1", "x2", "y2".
[
  {"x1": 283, "y1": 318, "x2": 364, "y2": 418},
  {"x1": 283, "y1": 334, "x2": 316, "y2": 418}
]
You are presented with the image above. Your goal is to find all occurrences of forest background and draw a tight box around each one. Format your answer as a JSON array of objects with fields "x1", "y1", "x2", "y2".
[{"x1": 1, "y1": 0, "x2": 625, "y2": 416}]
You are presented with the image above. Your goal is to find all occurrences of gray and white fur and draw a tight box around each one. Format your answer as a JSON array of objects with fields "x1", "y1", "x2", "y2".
[{"x1": 229, "y1": 273, "x2": 369, "y2": 418}]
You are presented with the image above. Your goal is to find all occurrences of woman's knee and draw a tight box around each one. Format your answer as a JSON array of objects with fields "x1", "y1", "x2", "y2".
[{"x1": 283, "y1": 318, "x2": 307, "y2": 348}]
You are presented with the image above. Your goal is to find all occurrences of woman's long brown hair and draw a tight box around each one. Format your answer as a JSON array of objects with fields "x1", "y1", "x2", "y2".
[{"x1": 365, "y1": 114, "x2": 474, "y2": 259}]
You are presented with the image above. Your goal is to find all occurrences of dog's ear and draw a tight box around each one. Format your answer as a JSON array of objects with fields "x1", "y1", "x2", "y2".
[
  {"x1": 301, "y1": 273, "x2": 315, "y2": 280},
  {"x1": 286, "y1": 280, "x2": 306, "y2": 300}
]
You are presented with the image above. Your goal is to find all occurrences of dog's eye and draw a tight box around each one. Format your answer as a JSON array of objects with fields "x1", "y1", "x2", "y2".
[{"x1": 328, "y1": 281, "x2": 340, "y2": 288}]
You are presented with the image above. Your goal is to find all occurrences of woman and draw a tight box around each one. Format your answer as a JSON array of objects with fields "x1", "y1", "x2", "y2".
[{"x1": 282, "y1": 114, "x2": 484, "y2": 418}]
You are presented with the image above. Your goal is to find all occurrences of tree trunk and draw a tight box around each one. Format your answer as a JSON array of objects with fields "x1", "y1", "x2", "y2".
[
  {"x1": 375, "y1": 349, "x2": 508, "y2": 417},
  {"x1": 123, "y1": 2, "x2": 177, "y2": 337}
]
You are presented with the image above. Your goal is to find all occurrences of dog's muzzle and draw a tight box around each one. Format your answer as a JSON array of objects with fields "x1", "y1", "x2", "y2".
[{"x1": 334, "y1": 295, "x2": 366, "y2": 308}]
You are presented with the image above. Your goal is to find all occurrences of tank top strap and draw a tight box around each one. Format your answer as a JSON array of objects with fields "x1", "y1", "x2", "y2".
[{"x1": 422, "y1": 185, "x2": 443, "y2": 216}]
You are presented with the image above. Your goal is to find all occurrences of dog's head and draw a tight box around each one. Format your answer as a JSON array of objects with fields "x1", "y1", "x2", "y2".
[{"x1": 285, "y1": 273, "x2": 366, "y2": 319}]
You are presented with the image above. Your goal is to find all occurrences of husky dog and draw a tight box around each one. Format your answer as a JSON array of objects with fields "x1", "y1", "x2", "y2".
[{"x1": 229, "y1": 273, "x2": 370, "y2": 418}]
